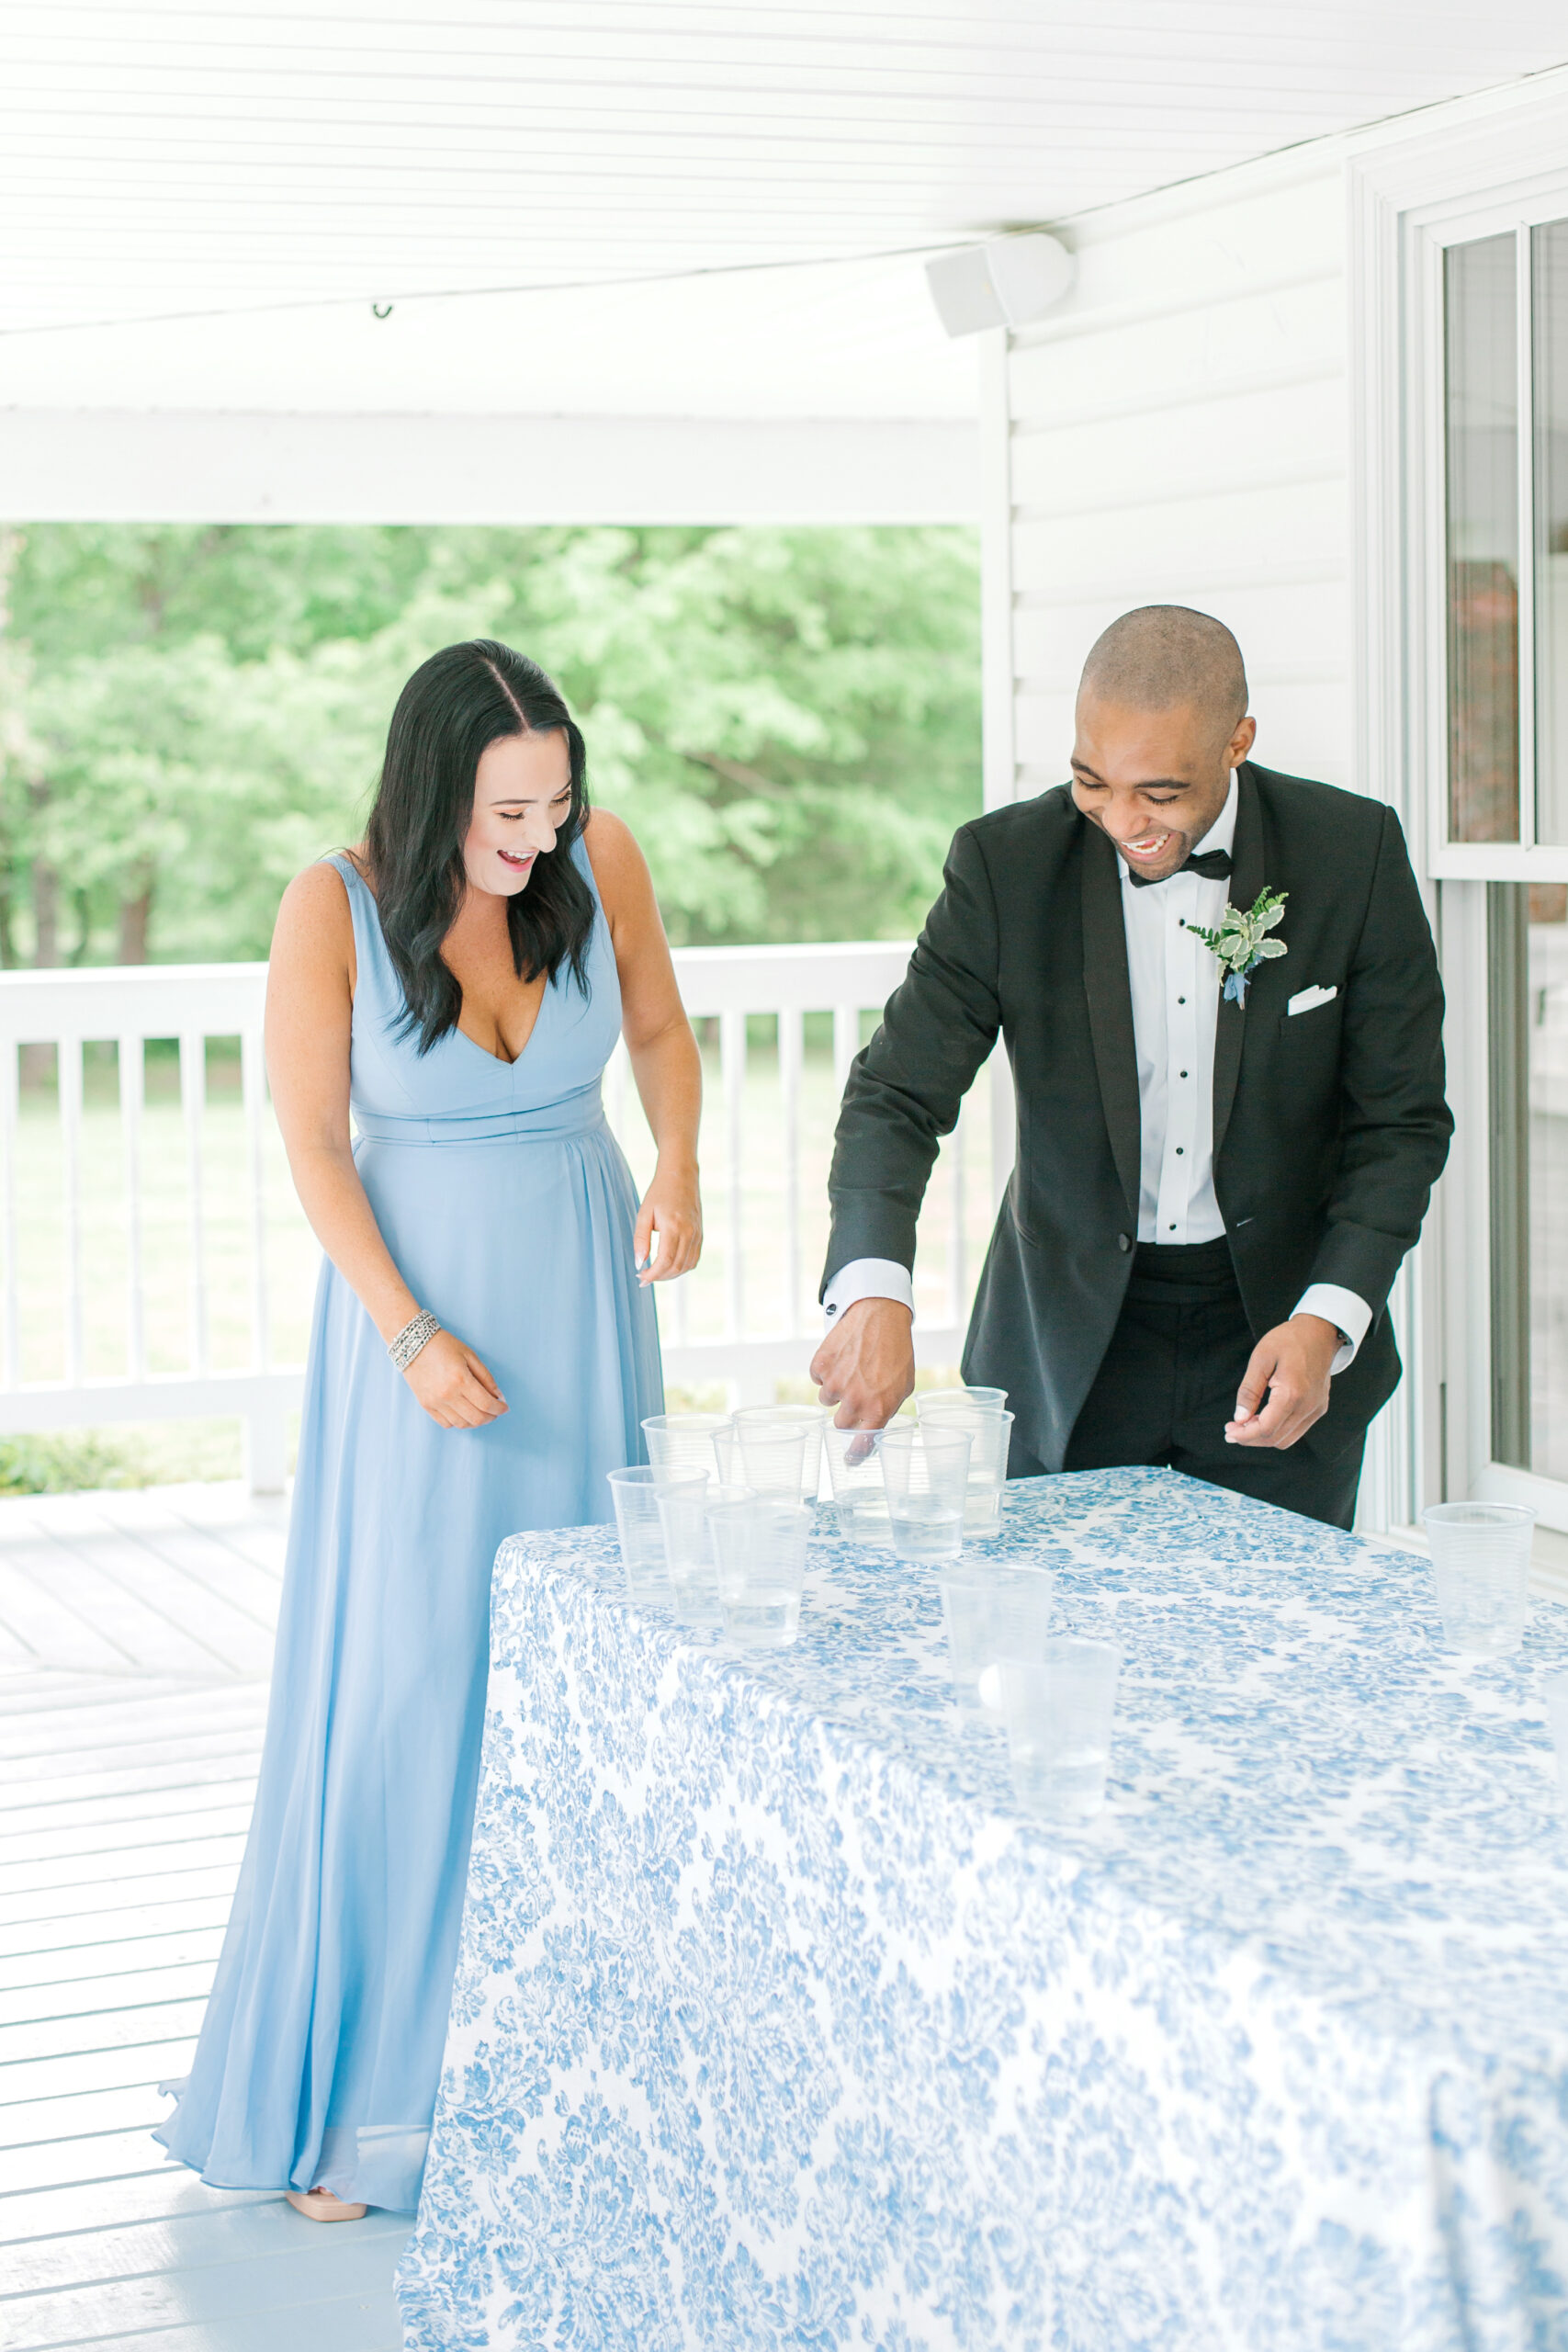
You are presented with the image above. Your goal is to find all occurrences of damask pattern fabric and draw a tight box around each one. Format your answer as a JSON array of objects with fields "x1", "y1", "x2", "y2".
[{"x1": 398, "y1": 1468, "x2": 1568, "y2": 2351}]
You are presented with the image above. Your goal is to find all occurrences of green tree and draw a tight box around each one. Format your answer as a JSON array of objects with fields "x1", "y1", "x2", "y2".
[{"x1": 0, "y1": 524, "x2": 979, "y2": 963}]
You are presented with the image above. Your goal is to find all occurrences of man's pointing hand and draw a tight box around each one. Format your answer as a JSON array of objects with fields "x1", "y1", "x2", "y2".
[{"x1": 809, "y1": 1297, "x2": 915, "y2": 1430}]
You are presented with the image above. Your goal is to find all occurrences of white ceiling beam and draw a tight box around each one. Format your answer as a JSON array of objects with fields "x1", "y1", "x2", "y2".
[{"x1": 0, "y1": 409, "x2": 978, "y2": 526}]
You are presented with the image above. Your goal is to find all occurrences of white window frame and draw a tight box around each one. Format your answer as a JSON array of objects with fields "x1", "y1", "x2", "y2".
[
  {"x1": 1349, "y1": 71, "x2": 1568, "y2": 1532},
  {"x1": 1418, "y1": 193, "x2": 1568, "y2": 879}
]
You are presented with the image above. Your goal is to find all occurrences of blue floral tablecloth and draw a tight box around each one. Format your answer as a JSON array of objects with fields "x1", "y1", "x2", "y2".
[{"x1": 397, "y1": 1468, "x2": 1568, "y2": 2351}]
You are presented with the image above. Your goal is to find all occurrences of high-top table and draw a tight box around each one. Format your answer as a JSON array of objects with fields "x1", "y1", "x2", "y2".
[{"x1": 396, "y1": 1469, "x2": 1568, "y2": 2352}]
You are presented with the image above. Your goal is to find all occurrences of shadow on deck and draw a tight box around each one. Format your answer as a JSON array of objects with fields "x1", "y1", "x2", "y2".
[{"x1": 0, "y1": 1484, "x2": 410, "y2": 2351}]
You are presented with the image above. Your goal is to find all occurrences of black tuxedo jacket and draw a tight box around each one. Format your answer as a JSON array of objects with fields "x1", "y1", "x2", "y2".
[{"x1": 823, "y1": 762, "x2": 1452, "y2": 1473}]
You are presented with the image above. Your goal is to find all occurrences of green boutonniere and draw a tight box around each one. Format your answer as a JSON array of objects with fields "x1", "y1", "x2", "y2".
[{"x1": 1190, "y1": 888, "x2": 1288, "y2": 1006}]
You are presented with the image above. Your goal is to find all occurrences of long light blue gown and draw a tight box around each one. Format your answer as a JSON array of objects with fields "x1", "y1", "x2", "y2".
[{"x1": 156, "y1": 839, "x2": 662, "y2": 2212}]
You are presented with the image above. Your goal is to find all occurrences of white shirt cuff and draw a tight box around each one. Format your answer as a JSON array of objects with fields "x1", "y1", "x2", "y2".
[
  {"x1": 1292, "y1": 1283, "x2": 1372, "y2": 1374},
  {"x1": 822, "y1": 1257, "x2": 915, "y2": 1329}
]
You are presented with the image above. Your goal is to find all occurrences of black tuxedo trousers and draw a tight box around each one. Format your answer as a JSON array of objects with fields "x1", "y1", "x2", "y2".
[
  {"x1": 1037, "y1": 1238, "x2": 1364, "y2": 1529},
  {"x1": 823, "y1": 763, "x2": 1451, "y2": 1520}
]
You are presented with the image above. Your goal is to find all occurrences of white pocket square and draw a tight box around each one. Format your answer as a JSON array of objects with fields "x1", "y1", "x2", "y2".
[{"x1": 1287, "y1": 983, "x2": 1337, "y2": 1016}]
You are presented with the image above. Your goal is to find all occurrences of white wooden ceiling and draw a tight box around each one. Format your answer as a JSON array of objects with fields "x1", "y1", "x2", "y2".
[
  {"x1": 6, "y1": 0, "x2": 1568, "y2": 332},
  {"x1": 1, "y1": 1, "x2": 1565, "y2": 423}
]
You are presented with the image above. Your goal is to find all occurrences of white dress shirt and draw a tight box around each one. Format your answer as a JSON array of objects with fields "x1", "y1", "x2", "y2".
[{"x1": 824, "y1": 775, "x2": 1371, "y2": 1371}]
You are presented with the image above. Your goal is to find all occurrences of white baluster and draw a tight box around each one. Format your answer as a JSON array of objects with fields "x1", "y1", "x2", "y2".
[
  {"x1": 180, "y1": 1032, "x2": 209, "y2": 1378},
  {"x1": 780, "y1": 1006, "x2": 803, "y2": 1336},
  {"x1": 947, "y1": 1120, "x2": 968, "y2": 1333},
  {"x1": 119, "y1": 1034, "x2": 146, "y2": 1383},
  {"x1": 59, "y1": 1035, "x2": 84, "y2": 1386},
  {"x1": 988, "y1": 1046, "x2": 1017, "y2": 1209},
  {"x1": 0, "y1": 1040, "x2": 17, "y2": 1386},
  {"x1": 721, "y1": 1007, "x2": 746, "y2": 1343},
  {"x1": 667, "y1": 1021, "x2": 691, "y2": 1349},
  {"x1": 242, "y1": 1025, "x2": 270, "y2": 1371},
  {"x1": 832, "y1": 1004, "x2": 860, "y2": 1098}
]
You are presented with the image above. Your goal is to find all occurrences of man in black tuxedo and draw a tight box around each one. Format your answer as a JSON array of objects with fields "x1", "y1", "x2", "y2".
[{"x1": 809, "y1": 606, "x2": 1450, "y2": 1529}]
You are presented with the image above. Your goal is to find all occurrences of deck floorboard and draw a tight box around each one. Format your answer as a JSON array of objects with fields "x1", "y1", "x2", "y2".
[
  {"x1": 0, "y1": 1930, "x2": 230, "y2": 2000},
  {"x1": 0, "y1": 1798, "x2": 257, "y2": 1869},
  {"x1": 0, "y1": 1487, "x2": 408, "y2": 2352}
]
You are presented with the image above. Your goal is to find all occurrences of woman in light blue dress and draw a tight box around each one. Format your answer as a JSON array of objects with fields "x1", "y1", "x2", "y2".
[{"x1": 156, "y1": 639, "x2": 701, "y2": 2219}]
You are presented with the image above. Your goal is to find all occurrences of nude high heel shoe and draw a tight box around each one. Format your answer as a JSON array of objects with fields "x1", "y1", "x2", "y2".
[{"x1": 286, "y1": 2185, "x2": 367, "y2": 2222}]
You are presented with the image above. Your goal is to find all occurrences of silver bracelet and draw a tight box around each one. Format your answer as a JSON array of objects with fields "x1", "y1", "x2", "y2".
[{"x1": 389, "y1": 1308, "x2": 440, "y2": 1373}]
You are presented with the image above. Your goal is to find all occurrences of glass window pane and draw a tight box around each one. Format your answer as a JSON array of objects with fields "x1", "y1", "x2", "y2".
[
  {"x1": 1488, "y1": 881, "x2": 1568, "y2": 1476},
  {"x1": 1446, "y1": 235, "x2": 1520, "y2": 842},
  {"x1": 1534, "y1": 217, "x2": 1568, "y2": 845}
]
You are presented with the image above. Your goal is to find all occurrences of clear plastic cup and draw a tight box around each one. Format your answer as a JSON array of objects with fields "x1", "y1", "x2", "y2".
[
  {"x1": 879, "y1": 1423, "x2": 973, "y2": 1564},
  {"x1": 713, "y1": 1423, "x2": 741, "y2": 1481},
  {"x1": 733, "y1": 1406, "x2": 828, "y2": 1501},
  {"x1": 1545, "y1": 1672, "x2": 1568, "y2": 1815},
  {"x1": 917, "y1": 1385, "x2": 1009, "y2": 1418},
  {"x1": 733, "y1": 1417, "x2": 809, "y2": 1498},
  {"x1": 655, "y1": 1478, "x2": 724, "y2": 1628},
  {"x1": 1422, "y1": 1501, "x2": 1536, "y2": 1654},
  {"x1": 642, "y1": 1411, "x2": 734, "y2": 1481},
  {"x1": 996, "y1": 1637, "x2": 1121, "y2": 1823},
  {"x1": 822, "y1": 1422, "x2": 895, "y2": 1551},
  {"x1": 606, "y1": 1465, "x2": 709, "y2": 1603},
  {"x1": 706, "y1": 1496, "x2": 811, "y2": 1649},
  {"x1": 703, "y1": 1480, "x2": 757, "y2": 1527},
  {"x1": 914, "y1": 1406, "x2": 1013, "y2": 1534},
  {"x1": 937, "y1": 1562, "x2": 1055, "y2": 1713}
]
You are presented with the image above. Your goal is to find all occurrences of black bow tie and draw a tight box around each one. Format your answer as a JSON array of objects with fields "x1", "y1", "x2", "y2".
[{"x1": 1125, "y1": 846, "x2": 1233, "y2": 889}]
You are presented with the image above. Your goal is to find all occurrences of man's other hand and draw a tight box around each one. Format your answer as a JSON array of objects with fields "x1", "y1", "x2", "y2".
[
  {"x1": 1226, "y1": 1314, "x2": 1339, "y2": 1450},
  {"x1": 809, "y1": 1297, "x2": 915, "y2": 1430}
]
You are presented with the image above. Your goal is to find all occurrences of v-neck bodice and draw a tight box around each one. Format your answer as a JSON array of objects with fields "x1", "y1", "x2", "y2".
[{"x1": 327, "y1": 841, "x2": 623, "y2": 1146}]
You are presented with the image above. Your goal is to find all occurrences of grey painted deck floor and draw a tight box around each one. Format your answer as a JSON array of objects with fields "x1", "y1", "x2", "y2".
[{"x1": 0, "y1": 1484, "x2": 411, "y2": 2351}]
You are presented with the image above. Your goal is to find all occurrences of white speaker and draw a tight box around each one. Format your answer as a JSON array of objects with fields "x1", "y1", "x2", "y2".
[{"x1": 924, "y1": 233, "x2": 1075, "y2": 338}]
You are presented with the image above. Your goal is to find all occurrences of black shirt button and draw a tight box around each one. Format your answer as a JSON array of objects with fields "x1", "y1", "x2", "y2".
[
  {"x1": 1178, "y1": 995, "x2": 1187, "y2": 1004},
  {"x1": 1176, "y1": 1147, "x2": 1184, "y2": 1155},
  {"x1": 1179, "y1": 1069, "x2": 1188, "y2": 1078}
]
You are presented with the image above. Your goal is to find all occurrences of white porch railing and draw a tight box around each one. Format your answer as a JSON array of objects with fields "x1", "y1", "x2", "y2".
[{"x1": 0, "y1": 947, "x2": 1007, "y2": 1488}]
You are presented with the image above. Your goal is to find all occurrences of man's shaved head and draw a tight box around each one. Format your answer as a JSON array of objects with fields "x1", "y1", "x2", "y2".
[
  {"x1": 1069, "y1": 606, "x2": 1255, "y2": 883},
  {"x1": 1079, "y1": 605, "x2": 1248, "y2": 740}
]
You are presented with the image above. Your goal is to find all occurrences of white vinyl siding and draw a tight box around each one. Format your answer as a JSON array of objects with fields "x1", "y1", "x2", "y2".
[
  {"x1": 985, "y1": 144, "x2": 1397, "y2": 1508},
  {"x1": 998, "y1": 156, "x2": 1353, "y2": 804}
]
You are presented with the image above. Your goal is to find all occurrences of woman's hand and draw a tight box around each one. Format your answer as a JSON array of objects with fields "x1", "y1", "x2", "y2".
[
  {"x1": 633, "y1": 1157, "x2": 703, "y2": 1283},
  {"x1": 402, "y1": 1329, "x2": 508, "y2": 1429}
]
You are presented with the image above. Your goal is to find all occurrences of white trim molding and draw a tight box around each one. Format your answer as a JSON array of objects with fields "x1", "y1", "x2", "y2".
[
  {"x1": 1476, "y1": 1461, "x2": 1568, "y2": 1537},
  {"x1": 0, "y1": 409, "x2": 980, "y2": 527},
  {"x1": 1348, "y1": 65, "x2": 1568, "y2": 876},
  {"x1": 1347, "y1": 65, "x2": 1568, "y2": 1531},
  {"x1": 977, "y1": 326, "x2": 1021, "y2": 1204},
  {"x1": 978, "y1": 329, "x2": 1018, "y2": 816}
]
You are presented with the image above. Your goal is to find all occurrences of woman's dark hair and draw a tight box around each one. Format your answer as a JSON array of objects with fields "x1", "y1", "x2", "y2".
[{"x1": 364, "y1": 639, "x2": 593, "y2": 1053}]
